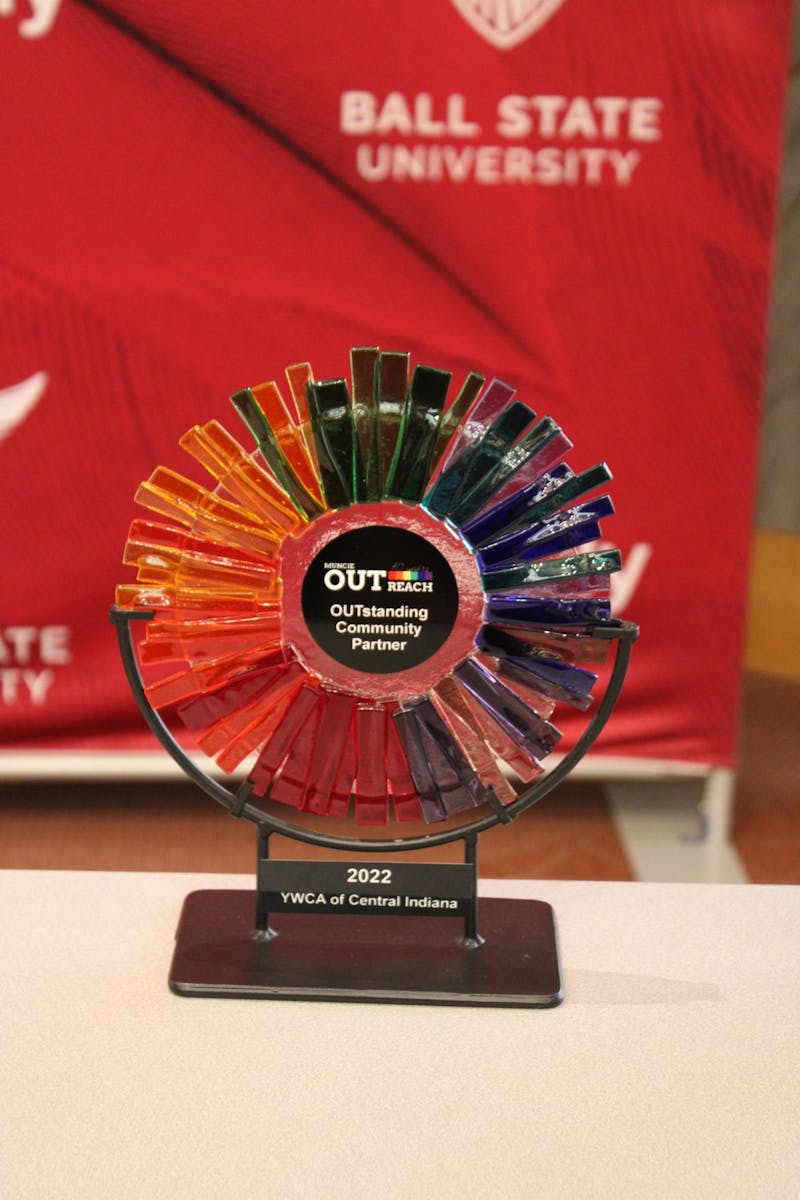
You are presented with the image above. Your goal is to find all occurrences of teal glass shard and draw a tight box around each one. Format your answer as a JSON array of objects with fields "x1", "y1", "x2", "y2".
[
  {"x1": 424, "y1": 400, "x2": 533, "y2": 518},
  {"x1": 350, "y1": 347, "x2": 380, "y2": 501},
  {"x1": 385, "y1": 365, "x2": 450, "y2": 502},
  {"x1": 449, "y1": 416, "x2": 563, "y2": 528},
  {"x1": 230, "y1": 388, "x2": 322, "y2": 521},
  {"x1": 480, "y1": 548, "x2": 623, "y2": 592},
  {"x1": 435, "y1": 378, "x2": 515, "y2": 476},
  {"x1": 376, "y1": 351, "x2": 410, "y2": 497}
]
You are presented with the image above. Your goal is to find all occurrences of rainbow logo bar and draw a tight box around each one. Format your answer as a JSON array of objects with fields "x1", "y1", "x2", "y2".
[{"x1": 387, "y1": 569, "x2": 433, "y2": 581}]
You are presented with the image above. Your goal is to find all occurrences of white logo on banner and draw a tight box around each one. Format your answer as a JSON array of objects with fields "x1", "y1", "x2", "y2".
[
  {"x1": 450, "y1": 0, "x2": 567, "y2": 49},
  {"x1": 0, "y1": 0, "x2": 63, "y2": 39},
  {"x1": 0, "y1": 626, "x2": 72, "y2": 706},
  {"x1": 0, "y1": 374, "x2": 71, "y2": 709},
  {"x1": 0, "y1": 371, "x2": 47, "y2": 444},
  {"x1": 603, "y1": 542, "x2": 653, "y2": 616}
]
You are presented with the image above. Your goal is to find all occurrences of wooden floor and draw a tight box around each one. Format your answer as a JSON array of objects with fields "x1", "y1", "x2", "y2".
[{"x1": 0, "y1": 672, "x2": 797, "y2": 883}]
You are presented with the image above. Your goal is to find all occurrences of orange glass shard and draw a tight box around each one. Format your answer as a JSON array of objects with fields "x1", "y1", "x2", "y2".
[
  {"x1": 135, "y1": 467, "x2": 284, "y2": 557},
  {"x1": 248, "y1": 383, "x2": 325, "y2": 507},
  {"x1": 179, "y1": 422, "x2": 303, "y2": 531},
  {"x1": 284, "y1": 362, "x2": 321, "y2": 478}
]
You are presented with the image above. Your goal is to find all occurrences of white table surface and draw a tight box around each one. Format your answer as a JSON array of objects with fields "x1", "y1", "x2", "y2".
[{"x1": 2, "y1": 870, "x2": 798, "y2": 1200}]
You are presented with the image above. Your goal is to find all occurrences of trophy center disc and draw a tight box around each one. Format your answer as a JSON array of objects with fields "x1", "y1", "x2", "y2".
[{"x1": 280, "y1": 502, "x2": 484, "y2": 698}]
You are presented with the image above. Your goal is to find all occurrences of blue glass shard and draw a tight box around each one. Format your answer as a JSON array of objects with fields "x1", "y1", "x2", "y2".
[
  {"x1": 477, "y1": 496, "x2": 614, "y2": 569},
  {"x1": 462, "y1": 464, "x2": 573, "y2": 547}
]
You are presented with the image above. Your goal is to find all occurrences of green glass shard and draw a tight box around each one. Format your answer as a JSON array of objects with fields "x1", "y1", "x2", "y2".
[
  {"x1": 376, "y1": 351, "x2": 409, "y2": 495},
  {"x1": 230, "y1": 389, "x2": 323, "y2": 521},
  {"x1": 429, "y1": 371, "x2": 485, "y2": 474},
  {"x1": 350, "y1": 347, "x2": 380, "y2": 501},
  {"x1": 306, "y1": 379, "x2": 364, "y2": 508},
  {"x1": 384, "y1": 365, "x2": 450, "y2": 502}
]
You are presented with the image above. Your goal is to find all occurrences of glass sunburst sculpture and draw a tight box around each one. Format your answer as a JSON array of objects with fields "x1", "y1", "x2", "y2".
[{"x1": 115, "y1": 347, "x2": 627, "y2": 831}]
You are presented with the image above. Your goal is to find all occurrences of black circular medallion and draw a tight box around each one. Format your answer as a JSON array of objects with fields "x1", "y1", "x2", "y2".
[{"x1": 300, "y1": 525, "x2": 459, "y2": 674}]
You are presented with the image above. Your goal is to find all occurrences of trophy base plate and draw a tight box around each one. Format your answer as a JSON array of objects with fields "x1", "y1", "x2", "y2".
[{"x1": 169, "y1": 890, "x2": 562, "y2": 1008}]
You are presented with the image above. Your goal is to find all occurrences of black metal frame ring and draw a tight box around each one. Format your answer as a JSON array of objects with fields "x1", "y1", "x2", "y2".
[{"x1": 110, "y1": 606, "x2": 638, "y2": 854}]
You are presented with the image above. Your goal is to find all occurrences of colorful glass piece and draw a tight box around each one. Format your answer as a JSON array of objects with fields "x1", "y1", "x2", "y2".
[
  {"x1": 393, "y1": 705, "x2": 446, "y2": 823},
  {"x1": 462, "y1": 464, "x2": 574, "y2": 547},
  {"x1": 434, "y1": 673, "x2": 543, "y2": 783},
  {"x1": 306, "y1": 378, "x2": 365, "y2": 507},
  {"x1": 448, "y1": 416, "x2": 566, "y2": 528},
  {"x1": 454, "y1": 657, "x2": 562, "y2": 760},
  {"x1": 354, "y1": 704, "x2": 390, "y2": 825},
  {"x1": 229, "y1": 389, "x2": 324, "y2": 517},
  {"x1": 423, "y1": 399, "x2": 533, "y2": 518},
  {"x1": 118, "y1": 346, "x2": 628, "y2": 832},
  {"x1": 429, "y1": 370, "x2": 485, "y2": 475},
  {"x1": 305, "y1": 693, "x2": 359, "y2": 816},
  {"x1": 376, "y1": 351, "x2": 410, "y2": 496},
  {"x1": 480, "y1": 548, "x2": 622, "y2": 592},
  {"x1": 350, "y1": 347, "x2": 381, "y2": 501},
  {"x1": 434, "y1": 378, "x2": 515, "y2": 475},
  {"x1": 476, "y1": 496, "x2": 614, "y2": 569},
  {"x1": 385, "y1": 365, "x2": 450, "y2": 502}
]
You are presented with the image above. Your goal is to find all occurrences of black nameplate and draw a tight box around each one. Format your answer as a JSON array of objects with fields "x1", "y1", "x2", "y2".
[{"x1": 259, "y1": 860, "x2": 475, "y2": 917}]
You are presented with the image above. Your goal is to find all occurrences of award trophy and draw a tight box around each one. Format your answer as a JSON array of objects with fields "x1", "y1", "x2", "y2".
[{"x1": 111, "y1": 347, "x2": 637, "y2": 1007}]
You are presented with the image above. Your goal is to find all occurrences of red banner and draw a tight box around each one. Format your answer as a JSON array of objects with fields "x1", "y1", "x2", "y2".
[{"x1": 0, "y1": 0, "x2": 792, "y2": 765}]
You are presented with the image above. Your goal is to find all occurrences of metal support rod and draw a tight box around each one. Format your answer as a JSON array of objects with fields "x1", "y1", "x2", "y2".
[
  {"x1": 255, "y1": 825, "x2": 274, "y2": 937},
  {"x1": 463, "y1": 834, "x2": 481, "y2": 945}
]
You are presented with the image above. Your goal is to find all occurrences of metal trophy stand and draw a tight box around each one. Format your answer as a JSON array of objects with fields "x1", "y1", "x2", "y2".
[{"x1": 111, "y1": 606, "x2": 638, "y2": 1008}]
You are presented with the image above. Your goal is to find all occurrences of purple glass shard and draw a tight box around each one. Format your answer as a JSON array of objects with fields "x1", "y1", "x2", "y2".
[
  {"x1": 478, "y1": 519, "x2": 602, "y2": 570},
  {"x1": 392, "y1": 707, "x2": 446, "y2": 823},
  {"x1": 414, "y1": 697, "x2": 488, "y2": 813},
  {"x1": 479, "y1": 625, "x2": 598, "y2": 689},
  {"x1": 496, "y1": 656, "x2": 594, "y2": 712},
  {"x1": 454, "y1": 657, "x2": 562, "y2": 759},
  {"x1": 479, "y1": 625, "x2": 599, "y2": 710},
  {"x1": 486, "y1": 596, "x2": 612, "y2": 625}
]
